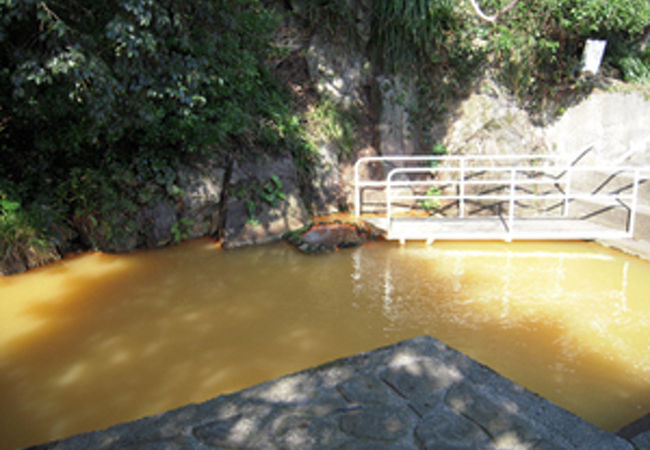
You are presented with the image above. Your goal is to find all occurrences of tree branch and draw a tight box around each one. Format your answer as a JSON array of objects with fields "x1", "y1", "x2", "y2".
[
  {"x1": 39, "y1": 1, "x2": 63, "y2": 32},
  {"x1": 467, "y1": 0, "x2": 521, "y2": 23}
]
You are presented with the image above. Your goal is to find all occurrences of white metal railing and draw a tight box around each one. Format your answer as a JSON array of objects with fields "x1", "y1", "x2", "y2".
[
  {"x1": 354, "y1": 154, "x2": 649, "y2": 241},
  {"x1": 353, "y1": 154, "x2": 565, "y2": 218}
]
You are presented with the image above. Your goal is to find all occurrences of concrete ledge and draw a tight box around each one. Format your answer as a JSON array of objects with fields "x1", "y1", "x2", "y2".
[
  {"x1": 30, "y1": 336, "x2": 632, "y2": 449},
  {"x1": 617, "y1": 413, "x2": 650, "y2": 449},
  {"x1": 598, "y1": 238, "x2": 650, "y2": 262}
]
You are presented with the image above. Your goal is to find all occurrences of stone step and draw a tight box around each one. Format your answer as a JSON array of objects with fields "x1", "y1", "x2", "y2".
[
  {"x1": 569, "y1": 169, "x2": 650, "y2": 205},
  {"x1": 569, "y1": 197, "x2": 650, "y2": 241},
  {"x1": 567, "y1": 169, "x2": 650, "y2": 240}
]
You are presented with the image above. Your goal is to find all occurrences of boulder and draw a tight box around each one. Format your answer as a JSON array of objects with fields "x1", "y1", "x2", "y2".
[
  {"x1": 176, "y1": 158, "x2": 226, "y2": 239},
  {"x1": 222, "y1": 153, "x2": 310, "y2": 248},
  {"x1": 306, "y1": 31, "x2": 369, "y2": 108},
  {"x1": 305, "y1": 142, "x2": 345, "y2": 214},
  {"x1": 137, "y1": 199, "x2": 177, "y2": 248},
  {"x1": 0, "y1": 249, "x2": 27, "y2": 275},
  {"x1": 436, "y1": 76, "x2": 547, "y2": 158},
  {"x1": 375, "y1": 75, "x2": 417, "y2": 157},
  {"x1": 74, "y1": 209, "x2": 139, "y2": 253},
  {"x1": 285, "y1": 222, "x2": 377, "y2": 254}
]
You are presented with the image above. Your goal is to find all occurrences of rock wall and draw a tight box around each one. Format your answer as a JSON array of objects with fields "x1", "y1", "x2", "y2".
[
  {"x1": 223, "y1": 153, "x2": 310, "y2": 248},
  {"x1": 4, "y1": 3, "x2": 650, "y2": 276},
  {"x1": 0, "y1": 152, "x2": 312, "y2": 276},
  {"x1": 434, "y1": 76, "x2": 548, "y2": 158},
  {"x1": 429, "y1": 77, "x2": 650, "y2": 166},
  {"x1": 543, "y1": 89, "x2": 650, "y2": 165}
]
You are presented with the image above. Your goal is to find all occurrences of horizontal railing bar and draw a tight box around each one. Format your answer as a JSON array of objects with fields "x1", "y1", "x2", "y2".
[
  {"x1": 387, "y1": 166, "x2": 647, "y2": 176},
  {"x1": 391, "y1": 194, "x2": 635, "y2": 201},
  {"x1": 385, "y1": 180, "x2": 568, "y2": 187},
  {"x1": 421, "y1": 249, "x2": 615, "y2": 260},
  {"x1": 361, "y1": 178, "x2": 645, "y2": 188},
  {"x1": 355, "y1": 154, "x2": 562, "y2": 164},
  {"x1": 385, "y1": 232, "x2": 631, "y2": 240}
]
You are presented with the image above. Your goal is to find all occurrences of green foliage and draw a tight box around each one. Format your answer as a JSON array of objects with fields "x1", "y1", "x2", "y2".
[
  {"x1": 426, "y1": 143, "x2": 448, "y2": 168},
  {"x1": 306, "y1": 0, "x2": 649, "y2": 124},
  {"x1": 171, "y1": 218, "x2": 194, "y2": 244},
  {"x1": 552, "y1": 0, "x2": 650, "y2": 35},
  {"x1": 419, "y1": 186, "x2": 442, "y2": 213},
  {"x1": 482, "y1": 0, "x2": 650, "y2": 110},
  {"x1": 431, "y1": 143, "x2": 448, "y2": 156},
  {"x1": 607, "y1": 39, "x2": 650, "y2": 84},
  {"x1": 232, "y1": 174, "x2": 287, "y2": 226},
  {"x1": 0, "y1": 0, "x2": 299, "y2": 256},
  {"x1": 304, "y1": 97, "x2": 360, "y2": 159},
  {"x1": 260, "y1": 175, "x2": 286, "y2": 207},
  {"x1": 369, "y1": 0, "x2": 462, "y2": 73},
  {"x1": 1, "y1": 0, "x2": 281, "y2": 175},
  {"x1": 617, "y1": 50, "x2": 650, "y2": 84},
  {"x1": 246, "y1": 199, "x2": 260, "y2": 227},
  {"x1": 0, "y1": 1, "x2": 281, "y2": 167},
  {"x1": 58, "y1": 166, "x2": 139, "y2": 249},
  {"x1": 0, "y1": 181, "x2": 50, "y2": 259}
]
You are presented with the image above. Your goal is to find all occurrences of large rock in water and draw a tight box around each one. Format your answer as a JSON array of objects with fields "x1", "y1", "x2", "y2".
[
  {"x1": 222, "y1": 153, "x2": 310, "y2": 248},
  {"x1": 285, "y1": 222, "x2": 377, "y2": 254}
]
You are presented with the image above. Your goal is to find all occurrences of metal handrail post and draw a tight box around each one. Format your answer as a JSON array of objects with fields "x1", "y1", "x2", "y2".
[
  {"x1": 386, "y1": 172, "x2": 393, "y2": 239},
  {"x1": 354, "y1": 159, "x2": 361, "y2": 218},
  {"x1": 508, "y1": 168, "x2": 516, "y2": 240},
  {"x1": 459, "y1": 158, "x2": 466, "y2": 218},
  {"x1": 563, "y1": 167, "x2": 572, "y2": 217},
  {"x1": 628, "y1": 169, "x2": 640, "y2": 238}
]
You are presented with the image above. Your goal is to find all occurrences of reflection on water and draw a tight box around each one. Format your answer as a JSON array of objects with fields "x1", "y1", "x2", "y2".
[{"x1": 0, "y1": 239, "x2": 649, "y2": 448}]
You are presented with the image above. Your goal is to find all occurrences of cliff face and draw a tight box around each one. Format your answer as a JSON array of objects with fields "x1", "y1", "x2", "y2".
[{"x1": 3, "y1": 4, "x2": 650, "y2": 275}]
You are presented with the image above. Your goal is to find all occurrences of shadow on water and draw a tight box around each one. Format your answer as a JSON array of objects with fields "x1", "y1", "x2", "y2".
[{"x1": 0, "y1": 240, "x2": 648, "y2": 448}]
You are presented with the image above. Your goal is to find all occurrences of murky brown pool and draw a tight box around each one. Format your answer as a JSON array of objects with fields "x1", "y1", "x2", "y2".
[{"x1": 0, "y1": 239, "x2": 648, "y2": 449}]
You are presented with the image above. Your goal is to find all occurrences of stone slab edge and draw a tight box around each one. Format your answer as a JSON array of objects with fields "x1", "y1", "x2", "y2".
[
  {"x1": 597, "y1": 238, "x2": 650, "y2": 262},
  {"x1": 29, "y1": 336, "x2": 633, "y2": 450}
]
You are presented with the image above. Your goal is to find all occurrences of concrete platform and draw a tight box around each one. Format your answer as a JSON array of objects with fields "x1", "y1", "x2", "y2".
[
  {"x1": 31, "y1": 336, "x2": 634, "y2": 449},
  {"x1": 598, "y1": 237, "x2": 650, "y2": 261},
  {"x1": 364, "y1": 216, "x2": 628, "y2": 241}
]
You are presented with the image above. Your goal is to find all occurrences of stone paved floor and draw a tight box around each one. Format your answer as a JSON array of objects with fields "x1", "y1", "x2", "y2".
[{"x1": 32, "y1": 336, "x2": 637, "y2": 449}]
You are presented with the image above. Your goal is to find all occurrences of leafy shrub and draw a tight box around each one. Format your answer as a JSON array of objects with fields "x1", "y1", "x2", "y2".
[
  {"x1": 304, "y1": 97, "x2": 360, "y2": 159},
  {"x1": 419, "y1": 186, "x2": 443, "y2": 213},
  {"x1": 485, "y1": 0, "x2": 650, "y2": 107},
  {"x1": 0, "y1": 0, "x2": 299, "y2": 256},
  {"x1": 305, "y1": 0, "x2": 650, "y2": 123},
  {"x1": 0, "y1": 181, "x2": 50, "y2": 260},
  {"x1": 1, "y1": 0, "x2": 284, "y2": 176}
]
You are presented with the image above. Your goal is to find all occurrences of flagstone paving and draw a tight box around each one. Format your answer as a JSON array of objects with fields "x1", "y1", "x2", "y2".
[{"x1": 32, "y1": 336, "x2": 636, "y2": 449}]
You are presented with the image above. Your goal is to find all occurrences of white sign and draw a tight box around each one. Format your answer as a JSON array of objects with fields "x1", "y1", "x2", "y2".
[{"x1": 581, "y1": 39, "x2": 607, "y2": 75}]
